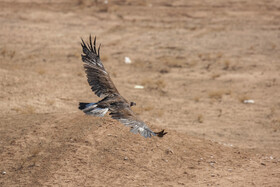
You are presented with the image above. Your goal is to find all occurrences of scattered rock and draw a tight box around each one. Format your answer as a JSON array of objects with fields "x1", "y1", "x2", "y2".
[
  {"x1": 134, "y1": 85, "x2": 144, "y2": 89},
  {"x1": 124, "y1": 57, "x2": 132, "y2": 64},
  {"x1": 243, "y1": 100, "x2": 255, "y2": 104},
  {"x1": 165, "y1": 148, "x2": 174, "y2": 154}
]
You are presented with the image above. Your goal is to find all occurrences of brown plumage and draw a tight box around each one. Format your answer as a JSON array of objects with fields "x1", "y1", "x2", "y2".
[{"x1": 79, "y1": 36, "x2": 167, "y2": 138}]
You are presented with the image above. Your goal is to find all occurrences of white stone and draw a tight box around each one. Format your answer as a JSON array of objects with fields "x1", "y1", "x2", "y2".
[{"x1": 124, "y1": 57, "x2": 132, "y2": 64}]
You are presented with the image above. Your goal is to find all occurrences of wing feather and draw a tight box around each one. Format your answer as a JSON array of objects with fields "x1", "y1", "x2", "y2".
[
  {"x1": 81, "y1": 36, "x2": 119, "y2": 98},
  {"x1": 109, "y1": 107, "x2": 156, "y2": 138}
]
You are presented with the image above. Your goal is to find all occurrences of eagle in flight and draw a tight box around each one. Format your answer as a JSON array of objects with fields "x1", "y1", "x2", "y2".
[{"x1": 79, "y1": 36, "x2": 167, "y2": 138}]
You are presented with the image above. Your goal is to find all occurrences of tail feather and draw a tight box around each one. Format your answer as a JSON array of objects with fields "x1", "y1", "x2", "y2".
[
  {"x1": 79, "y1": 102, "x2": 96, "y2": 110},
  {"x1": 79, "y1": 102, "x2": 108, "y2": 117}
]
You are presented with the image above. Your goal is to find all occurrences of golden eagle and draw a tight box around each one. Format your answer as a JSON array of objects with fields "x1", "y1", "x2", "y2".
[{"x1": 79, "y1": 36, "x2": 166, "y2": 138}]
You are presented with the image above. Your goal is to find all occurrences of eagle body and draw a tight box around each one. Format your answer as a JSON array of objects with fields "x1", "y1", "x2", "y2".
[{"x1": 79, "y1": 36, "x2": 166, "y2": 138}]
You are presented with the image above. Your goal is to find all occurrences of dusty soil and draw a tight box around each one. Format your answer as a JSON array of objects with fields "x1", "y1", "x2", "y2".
[{"x1": 1, "y1": 0, "x2": 280, "y2": 186}]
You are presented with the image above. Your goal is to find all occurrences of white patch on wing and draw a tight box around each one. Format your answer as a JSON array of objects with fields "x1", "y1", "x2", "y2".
[
  {"x1": 89, "y1": 107, "x2": 108, "y2": 117},
  {"x1": 117, "y1": 118, "x2": 154, "y2": 137},
  {"x1": 138, "y1": 127, "x2": 144, "y2": 132}
]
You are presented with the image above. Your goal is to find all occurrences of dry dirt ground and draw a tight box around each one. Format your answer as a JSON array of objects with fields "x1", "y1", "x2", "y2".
[{"x1": 1, "y1": 0, "x2": 280, "y2": 186}]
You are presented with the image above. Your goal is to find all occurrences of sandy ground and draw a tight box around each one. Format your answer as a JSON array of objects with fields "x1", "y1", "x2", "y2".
[{"x1": 0, "y1": 0, "x2": 280, "y2": 186}]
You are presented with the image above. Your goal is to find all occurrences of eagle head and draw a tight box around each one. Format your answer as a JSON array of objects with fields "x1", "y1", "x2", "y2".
[{"x1": 130, "y1": 102, "x2": 136, "y2": 107}]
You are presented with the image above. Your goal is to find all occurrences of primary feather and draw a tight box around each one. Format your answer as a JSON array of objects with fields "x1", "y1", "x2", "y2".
[{"x1": 81, "y1": 36, "x2": 119, "y2": 98}]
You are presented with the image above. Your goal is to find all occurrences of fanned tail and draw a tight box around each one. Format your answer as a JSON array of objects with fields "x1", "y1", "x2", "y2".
[
  {"x1": 79, "y1": 102, "x2": 95, "y2": 110},
  {"x1": 78, "y1": 102, "x2": 108, "y2": 117}
]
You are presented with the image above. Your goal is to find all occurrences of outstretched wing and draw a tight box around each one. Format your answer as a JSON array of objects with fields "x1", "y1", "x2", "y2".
[
  {"x1": 109, "y1": 107, "x2": 156, "y2": 138},
  {"x1": 81, "y1": 36, "x2": 119, "y2": 98}
]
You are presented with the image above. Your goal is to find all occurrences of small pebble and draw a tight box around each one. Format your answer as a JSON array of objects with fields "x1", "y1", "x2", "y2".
[
  {"x1": 134, "y1": 85, "x2": 144, "y2": 89},
  {"x1": 124, "y1": 57, "x2": 132, "y2": 64},
  {"x1": 243, "y1": 100, "x2": 255, "y2": 104}
]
